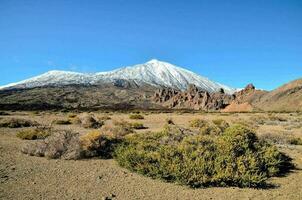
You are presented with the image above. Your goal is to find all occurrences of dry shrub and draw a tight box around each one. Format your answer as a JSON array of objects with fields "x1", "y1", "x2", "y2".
[
  {"x1": 0, "y1": 118, "x2": 38, "y2": 128},
  {"x1": 104, "y1": 120, "x2": 134, "y2": 138},
  {"x1": 97, "y1": 115, "x2": 111, "y2": 121},
  {"x1": 80, "y1": 130, "x2": 122, "y2": 158},
  {"x1": 22, "y1": 131, "x2": 81, "y2": 160},
  {"x1": 258, "y1": 131, "x2": 302, "y2": 146},
  {"x1": 68, "y1": 113, "x2": 77, "y2": 118},
  {"x1": 21, "y1": 119, "x2": 135, "y2": 160},
  {"x1": 0, "y1": 111, "x2": 9, "y2": 116},
  {"x1": 17, "y1": 127, "x2": 51, "y2": 140},
  {"x1": 289, "y1": 138, "x2": 302, "y2": 145},
  {"x1": 69, "y1": 116, "x2": 81, "y2": 124},
  {"x1": 268, "y1": 114, "x2": 287, "y2": 122},
  {"x1": 52, "y1": 119, "x2": 72, "y2": 125},
  {"x1": 165, "y1": 118, "x2": 174, "y2": 125},
  {"x1": 79, "y1": 121, "x2": 135, "y2": 158},
  {"x1": 249, "y1": 115, "x2": 267, "y2": 125},
  {"x1": 79, "y1": 114, "x2": 104, "y2": 128}
]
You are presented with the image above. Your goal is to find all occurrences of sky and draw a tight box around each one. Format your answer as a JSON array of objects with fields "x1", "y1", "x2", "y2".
[{"x1": 0, "y1": 0, "x2": 301, "y2": 90}]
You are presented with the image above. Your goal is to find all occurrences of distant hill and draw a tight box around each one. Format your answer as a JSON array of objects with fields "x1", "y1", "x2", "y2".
[
  {"x1": 223, "y1": 79, "x2": 302, "y2": 112},
  {"x1": 254, "y1": 78, "x2": 302, "y2": 112},
  {"x1": 0, "y1": 59, "x2": 300, "y2": 112}
]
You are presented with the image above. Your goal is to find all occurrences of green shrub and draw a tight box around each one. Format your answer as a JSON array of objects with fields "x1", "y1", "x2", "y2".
[
  {"x1": 115, "y1": 124, "x2": 293, "y2": 188},
  {"x1": 129, "y1": 114, "x2": 144, "y2": 120},
  {"x1": 17, "y1": 128, "x2": 50, "y2": 140},
  {"x1": 212, "y1": 119, "x2": 229, "y2": 132},
  {"x1": 130, "y1": 122, "x2": 146, "y2": 130},
  {"x1": 189, "y1": 119, "x2": 207, "y2": 128},
  {"x1": 190, "y1": 119, "x2": 229, "y2": 136}
]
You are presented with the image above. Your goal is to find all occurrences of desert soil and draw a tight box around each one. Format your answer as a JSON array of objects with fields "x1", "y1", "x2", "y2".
[{"x1": 1, "y1": 111, "x2": 302, "y2": 200}]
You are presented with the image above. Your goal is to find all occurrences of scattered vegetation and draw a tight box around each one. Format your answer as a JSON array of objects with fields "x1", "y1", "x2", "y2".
[
  {"x1": 130, "y1": 122, "x2": 146, "y2": 129},
  {"x1": 79, "y1": 130, "x2": 122, "y2": 158},
  {"x1": 0, "y1": 118, "x2": 38, "y2": 128},
  {"x1": 52, "y1": 119, "x2": 72, "y2": 125},
  {"x1": 165, "y1": 118, "x2": 174, "y2": 125},
  {"x1": 79, "y1": 114, "x2": 104, "y2": 128},
  {"x1": 0, "y1": 111, "x2": 9, "y2": 116},
  {"x1": 16, "y1": 127, "x2": 51, "y2": 140},
  {"x1": 115, "y1": 124, "x2": 293, "y2": 188},
  {"x1": 97, "y1": 115, "x2": 111, "y2": 121},
  {"x1": 68, "y1": 113, "x2": 77, "y2": 118},
  {"x1": 190, "y1": 118, "x2": 229, "y2": 136},
  {"x1": 22, "y1": 119, "x2": 135, "y2": 160},
  {"x1": 259, "y1": 132, "x2": 290, "y2": 145},
  {"x1": 129, "y1": 114, "x2": 144, "y2": 120},
  {"x1": 22, "y1": 131, "x2": 81, "y2": 160},
  {"x1": 288, "y1": 138, "x2": 302, "y2": 145},
  {"x1": 189, "y1": 118, "x2": 207, "y2": 128}
]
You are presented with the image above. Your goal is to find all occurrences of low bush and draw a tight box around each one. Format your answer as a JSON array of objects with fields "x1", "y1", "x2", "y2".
[
  {"x1": 165, "y1": 118, "x2": 174, "y2": 125},
  {"x1": 69, "y1": 116, "x2": 81, "y2": 124},
  {"x1": 22, "y1": 131, "x2": 81, "y2": 160},
  {"x1": 130, "y1": 122, "x2": 146, "y2": 130},
  {"x1": 288, "y1": 138, "x2": 302, "y2": 145},
  {"x1": 129, "y1": 114, "x2": 144, "y2": 120},
  {"x1": 115, "y1": 124, "x2": 293, "y2": 188},
  {"x1": 189, "y1": 119, "x2": 207, "y2": 128},
  {"x1": 16, "y1": 127, "x2": 50, "y2": 140},
  {"x1": 259, "y1": 132, "x2": 289, "y2": 145},
  {"x1": 22, "y1": 119, "x2": 135, "y2": 160},
  {"x1": 212, "y1": 119, "x2": 229, "y2": 132},
  {"x1": 105, "y1": 120, "x2": 135, "y2": 137},
  {"x1": 98, "y1": 115, "x2": 111, "y2": 121},
  {"x1": 0, "y1": 118, "x2": 38, "y2": 128},
  {"x1": 68, "y1": 113, "x2": 77, "y2": 118},
  {"x1": 79, "y1": 114, "x2": 104, "y2": 128},
  {"x1": 80, "y1": 130, "x2": 122, "y2": 158},
  {"x1": 268, "y1": 114, "x2": 287, "y2": 122},
  {"x1": 190, "y1": 119, "x2": 229, "y2": 136},
  {"x1": 52, "y1": 119, "x2": 72, "y2": 125},
  {"x1": 0, "y1": 111, "x2": 9, "y2": 116}
]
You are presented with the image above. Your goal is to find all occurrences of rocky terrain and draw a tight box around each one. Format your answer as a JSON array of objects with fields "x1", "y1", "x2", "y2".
[
  {"x1": 153, "y1": 84, "x2": 233, "y2": 110},
  {"x1": 0, "y1": 78, "x2": 301, "y2": 112}
]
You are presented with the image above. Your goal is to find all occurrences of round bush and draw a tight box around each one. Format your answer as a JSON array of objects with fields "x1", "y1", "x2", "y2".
[{"x1": 115, "y1": 124, "x2": 293, "y2": 188}]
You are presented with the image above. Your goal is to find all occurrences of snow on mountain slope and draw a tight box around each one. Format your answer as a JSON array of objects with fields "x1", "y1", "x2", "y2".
[{"x1": 0, "y1": 59, "x2": 236, "y2": 94}]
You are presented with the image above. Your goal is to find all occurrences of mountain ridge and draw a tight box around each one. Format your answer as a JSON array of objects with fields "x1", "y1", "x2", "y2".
[{"x1": 0, "y1": 59, "x2": 235, "y2": 94}]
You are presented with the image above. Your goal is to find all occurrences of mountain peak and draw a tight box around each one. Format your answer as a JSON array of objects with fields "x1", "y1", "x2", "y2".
[
  {"x1": 146, "y1": 59, "x2": 161, "y2": 64},
  {"x1": 0, "y1": 60, "x2": 236, "y2": 94}
]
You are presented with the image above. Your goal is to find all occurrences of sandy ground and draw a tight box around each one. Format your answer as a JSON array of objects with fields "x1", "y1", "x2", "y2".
[{"x1": 1, "y1": 111, "x2": 302, "y2": 200}]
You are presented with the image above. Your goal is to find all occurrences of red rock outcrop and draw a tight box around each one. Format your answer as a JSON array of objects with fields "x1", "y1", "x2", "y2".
[{"x1": 153, "y1": 84, "x2": 234, "y2": 110}]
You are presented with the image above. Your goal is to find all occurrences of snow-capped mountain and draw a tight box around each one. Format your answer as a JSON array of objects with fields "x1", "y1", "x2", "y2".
[{"x1": 0, "y1": 59, "x2": 235, "y2": 94}]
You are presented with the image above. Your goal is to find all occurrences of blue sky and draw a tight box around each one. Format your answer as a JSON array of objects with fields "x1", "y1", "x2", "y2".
[{"x1": 0, "y1": 0, "x2": 301, "y2": 90}]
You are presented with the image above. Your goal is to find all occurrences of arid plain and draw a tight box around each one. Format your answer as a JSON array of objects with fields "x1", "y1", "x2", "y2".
[{"x1": 0, "y1": 111, "x2": 302, "y2": 200}]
